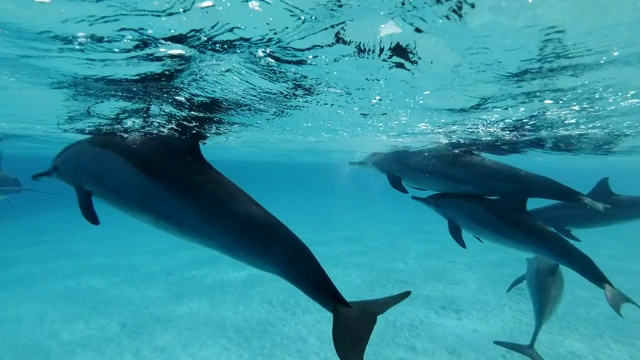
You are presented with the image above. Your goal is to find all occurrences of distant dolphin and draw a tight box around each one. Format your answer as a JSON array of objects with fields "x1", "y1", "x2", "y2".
[
  {"x1": 350, "y1": 147, "x2": 607, "y2": 211},
  {"x1": 530, "y1": 177, "x2": 640, "y2": 242},
  {"x1": 32, "y1": 134, "x2": 411, "y2": 360},
  {"x1": 0, "y1": 150, "x2": 54, "y2": 208},
  {"x1": 410, "y1": 192, "x2": 637, "y2": 317},
  {"x1": 494, "y1": 256, "x2": 564, "y2": 360}
]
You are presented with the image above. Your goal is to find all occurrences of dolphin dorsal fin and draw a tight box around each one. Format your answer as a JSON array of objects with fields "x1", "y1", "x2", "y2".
[
  {"x1": 588, "y1": 177, "x2": 616, "y2": 198},
  {"x1": 152, "y1": 136, "x2": 205, "y2": 162},
  {"x1": 185, "y1": 139, "x2": 205, "y2": 161},
  {"x1": 493, "y1": 194, "x2": 529, "y2": 213}
]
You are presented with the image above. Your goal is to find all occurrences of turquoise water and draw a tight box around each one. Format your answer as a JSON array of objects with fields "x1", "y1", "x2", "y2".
[{"x1": 2, "y1": 1, "x2": 640, "y2": 360}]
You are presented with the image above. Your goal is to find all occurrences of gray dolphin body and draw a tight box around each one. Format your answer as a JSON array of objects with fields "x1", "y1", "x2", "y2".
[
  {"x1": 350, "y1": 147, "x2": 606, "y2": 211},
  {"x1": 410, "y1": 192, "x2": 637, "y2": 317},
  {"x1": 32, "y1": 135, "x2": 411, "y2": 360},
  {"x1": 531, "y1": 177, "x2": 640, "y2": 241},
  {"x1": 494, "y1": 256, "x2": 564, "y2": 360},
  {"x1": 0, "y1": 150, "x2": 53, "y2": 208}
]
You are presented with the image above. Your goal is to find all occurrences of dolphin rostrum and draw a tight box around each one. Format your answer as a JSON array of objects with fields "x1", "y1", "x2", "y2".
[
  {"x1": 531, "y1": 177, "x2": 640, "y2": 242},
  {"x1": 31, "y1": 134, "x2": 411, "y2": 360},
  {"x1": 350, "y1": 146, "x2": 607, "y2": 211},
  {"x1": 0, "y1": 150, "x2": 54, "y2": 208},
  {"x1": 494, "y1": 256, "x2": 564, "y2": 360},
  {"x1": 410, "y1": 192, "x2": 637, "y2": 317}
]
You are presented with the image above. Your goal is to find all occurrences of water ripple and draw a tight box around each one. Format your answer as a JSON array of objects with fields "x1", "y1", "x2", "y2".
[{"x1": 0, "y1": 0, "x2": 638, "y2": 156}]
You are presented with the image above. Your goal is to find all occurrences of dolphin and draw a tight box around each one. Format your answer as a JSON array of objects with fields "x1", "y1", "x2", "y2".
[
  {"x1": 410, "y1": 192, "x2": 637, "y2": 317},
  {"x1": 349, "y1": 146, "x2": 607, "y2": 211},
  {"x1": 530, "y1": 177, "x2": 640, "y2": 242},
  {"x1": 31, "y1": 134, "x2": 411, "y2": 360},
  {"x1": 494, "y1": 256, "x2": 564, "y2": 360},
  {"x1": 0, "y1": 150, "x2": 54, "y2": 208}
]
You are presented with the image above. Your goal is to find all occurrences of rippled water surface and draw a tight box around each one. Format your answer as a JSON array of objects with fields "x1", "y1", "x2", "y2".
[{"x1": 1, "y1": 0, "x2": 639, "y2": 158}]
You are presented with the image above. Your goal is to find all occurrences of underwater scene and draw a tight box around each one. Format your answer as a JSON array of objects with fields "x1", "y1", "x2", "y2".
[{"x1": 1, "y1": 1, "x2": 639, "y2": 359}]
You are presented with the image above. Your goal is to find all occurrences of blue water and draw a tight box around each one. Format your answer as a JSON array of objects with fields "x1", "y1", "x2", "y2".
[{"x1": 1, "y1": 1, "x2": 640, "y2": 359}]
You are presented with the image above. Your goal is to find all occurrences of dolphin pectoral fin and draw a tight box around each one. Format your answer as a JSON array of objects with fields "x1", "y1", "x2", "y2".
[
  {"x1": 31, "y1": 169, "x2": 55, "y2": 181},
  {"x1": 386, "y1": 174, "x2": 408, "y2": 194},
  {"x1": 332, "y1": 291, "x2": 411, "y2": 360},
  {"x1": 447, "y1": 220, "x2": 467, "y2": 249},
  {"x1": 579, "y1": 195, "x2": 609, "y2": 212},
  {"x1": 553, "y1": 226, "x2": 581, "y2": 242},
  {"x1": 604, "y1": 284, "x2": 639, "y2": 318},
  {"x1": 75, "y1": 188, "x2": 100, "y2": 226},
  {"x1": 493, "y1": 341, "x2": 543, "y2": 360},
  {"x1": 506, "y1": 274, "x2": 526, "y2": 293},
  {"x1": 473, "y1": 235, "x2": 483, "y2": 243},
  {"x1": 407, "y1": 185, "x2": 429, "y2": 191}
]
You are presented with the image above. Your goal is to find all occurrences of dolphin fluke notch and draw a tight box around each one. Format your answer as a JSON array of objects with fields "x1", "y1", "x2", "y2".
[
  {"x1": 332, "y1": 291, "x2": 411, "y2": 360},
  {"x1": 493, "y1": 341, "x2": 543, "y2": 360},
  {"x1": 604, "y1": 284, "x2": 639, "y2": 318}
]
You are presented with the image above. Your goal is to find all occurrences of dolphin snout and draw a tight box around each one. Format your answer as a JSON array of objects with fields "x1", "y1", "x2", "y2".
[{"x1": 31, "y1": 168, "x2": 55, "y2": 181}]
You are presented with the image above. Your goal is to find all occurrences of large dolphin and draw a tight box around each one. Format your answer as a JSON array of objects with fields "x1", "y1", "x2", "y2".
[
  {"x1": 410, "y1": 192, "x2": 637, "y2": 317},
  {"x1": 494, "y1": 256, "x2": 565, "y2": 360},
  {"x1": 0, "y1": 150, "x2": 54, "y2": 208},
  {"x1": 32, "y1": 134, "x2": 411, "y2": 360},
  {"x1": 530, "y1": 177, "x2": 640, "y2": 241},
  {"x1": 350, "y1": 146, "x2": 607, "y2": 211}
]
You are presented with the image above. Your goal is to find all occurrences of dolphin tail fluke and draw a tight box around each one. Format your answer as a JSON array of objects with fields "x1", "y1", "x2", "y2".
[
  {"x1": 493, "y1": 340, "x2": 543, "y2": 360},
  {"x1": 332, "y1": 290, "x2": 411, "y2": 360},
  {"x1": 579, "y1": 195, "x2": 609, "y2": 212},
  {"x1": 604, "y1": 284, "x2": 639, "y2": 318}
]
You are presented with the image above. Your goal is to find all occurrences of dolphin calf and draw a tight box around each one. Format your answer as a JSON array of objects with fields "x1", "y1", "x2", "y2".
[
  {"x1": 350, "y1": 146, "x2": 607, "y2": 211},
  {"x1": 494, "y1": 256, "x2": 564, "y2": 360},
  {"x1": 0, "y1": 150, "x2": 54, "y2": 208},
  {"x1": 32, "y1": 134, "x2": 411, "y2": 360},
  {"x1": 531, "y1": 177, "x2": 640, "y2": 242},
  {"x1": 410, "y1": 192, "x2": 637, "y2": 317}
]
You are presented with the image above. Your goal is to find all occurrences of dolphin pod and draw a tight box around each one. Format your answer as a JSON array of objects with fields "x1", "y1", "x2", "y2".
[
  {"x1": 31, "y1": 134, "x2": 411, "y2": 360},
  {"x1": 494, "y1": 256, "x2": 565, "y2": 360},
  {"x1": 349, "y1": 146, "x2": 638, "y2": 356},
  {"x1": 13, "y1": 137, "x2": 637, "y2": 358}
]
